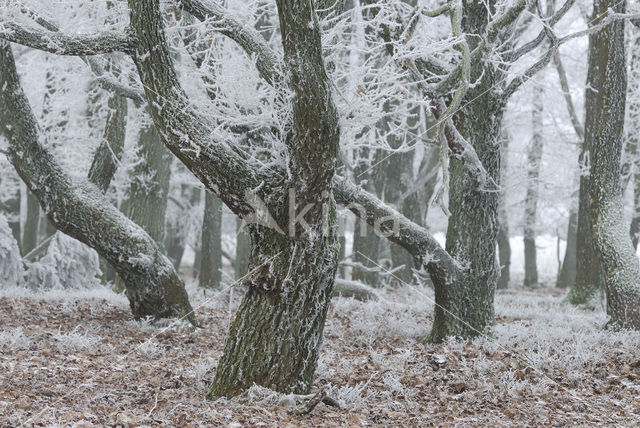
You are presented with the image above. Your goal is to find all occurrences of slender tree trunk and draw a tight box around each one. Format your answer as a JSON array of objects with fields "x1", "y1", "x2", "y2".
[
  {"x1": 587, "y1": 0, "x2": 640, "y2": 329},
  {"x1": 497, "y1": 131, "x2": 511, "y2": 289},
  {"x1": 523, "y1": 85, "x2": 544, "y2": 287},
  {"x1": 199, "y1": 192, "x2": 222, "y2": 289},
  {"x1": 0, "y1": 169, "x2": 21, "y2": 251},
  {"x1": 557, "y1": 203, "x2": 577, "y2": 288},
  {"x1": 235, "y1": 217, "x2": 250, "y2": 278},
  {"x1": 22, "y1": 190, "x2": 39, "y2": 255},
  {"x1": 0, "y1": 41, "x2": 196, "y2": 324}
]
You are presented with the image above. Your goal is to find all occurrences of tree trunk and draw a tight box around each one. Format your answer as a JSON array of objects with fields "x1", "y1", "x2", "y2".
[
  {"x1": 235, "y1": 217, "x2": 250, "y2": 278},
  {"x1": 352, "y1": 217, "x2": 381, "y2": 286},
  {"x1": 208, "y1": 225, "x2": 339, "y2": 396},
  {"x1": 497, "y1": 130, "x2": 511, "y2": 289},
  {"x1": 428, "y1": 1, "x2": 501, "y2": 342},
  {"x1": 22, "y1": 190, "x2": 40, "y2": 255},
  {"x1": 199, "y1": 192, "x2": 222, "y2": 289},
  {"x1": 206, "y1": 0, "x2": 341, "y2": 396},
  {"x1": 556, "y1": 204, "x2": 577, "y2": 288},
  {"x1": 586, "y1": 0, "x2": 640, "y2": 329},
  {"x1": 568, "y1": 13, "x2": 604, "y2": 305},
  {"x1": 0, "y1": 41, "x2": 196, "y2": 324},
  {"x1": 523, "y1": 85, "x2": 544, "y2": 287},
  {"x1": 0, "y1": 168, "x2": 21, "y2": 251}
]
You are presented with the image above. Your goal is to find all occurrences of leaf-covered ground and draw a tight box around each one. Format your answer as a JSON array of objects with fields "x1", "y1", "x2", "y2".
[{"x1": 1, "y1": 285, "x2": 639, "y2": 426}]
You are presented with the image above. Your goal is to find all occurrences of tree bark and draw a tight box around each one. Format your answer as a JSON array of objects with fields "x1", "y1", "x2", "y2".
[
  {"x1": 0, "y1": 169, "x2": 21, "y2": 251},
  {"x1": 586, "y1": 0, "x2": 640, "y2": 329},
  {"x1": 523, "y1": 85, "x2": 544, "y2": 287},
  {"x1": 428, "y1": 1, "x2": 502, "y2": 342},
  {"x1": 568, "y1": 10, "x2": 604, "y2": 305},
  {"x1": 199, "y1": 192, "x2": 222, "y2": 289},
  {"x1": 0, "y1": 41, "x2": 196, "y2": 324},
  {"x1": 207, "y1": 0, "x2": 340, "y2": 396}
]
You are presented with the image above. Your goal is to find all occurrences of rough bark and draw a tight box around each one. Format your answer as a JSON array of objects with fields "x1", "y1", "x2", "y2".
[
  {"x1": 428, "y1": 1, "x2": 502, "y2": 342},
  {"x1": 0, "y1": 41, "x2": 196, "y2": 324},
  {"x1": 0, "y1": 170, "x2": 21, "y2": 250},
  {"x1": 586, "y1": 0, "x2": 640, "y2": 329},
  {"x1": 199, "y1": 192, "x2": 222, "y2": 289},
  {"x1": 568, "y1": 12, "x2": 603, "y2": 305},
  {"x1": 207, "y1": 0, "x2": 340, "y2": 396},
  {"x1": 523, "y1": 85, "x2": 544, "y2": 287}
]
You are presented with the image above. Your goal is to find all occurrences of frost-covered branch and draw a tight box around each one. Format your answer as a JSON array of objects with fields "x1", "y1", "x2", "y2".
[
  {"x1": 0, "y1": 40, "x2": 196, "y2": 324},
  {"x1": 179, "y1": 0, "x2": 281, "y2": 86},
  {"x1": 333, "y1": 176, "x2": 459, "y2": 281},
  {"x1": 0, "y1": 22, "x2": 133, "y2": 56},
  {"x1": 553, "y1": 52, "x2": 584, "y2": 140},
  {"x1": 5, "y1": 5, "x2": 145, "y2": 102}
]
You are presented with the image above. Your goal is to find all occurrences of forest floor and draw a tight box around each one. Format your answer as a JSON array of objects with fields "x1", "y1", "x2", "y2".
[{"x1": 1, "y1": 283, "x2": 640, "y2": 427}]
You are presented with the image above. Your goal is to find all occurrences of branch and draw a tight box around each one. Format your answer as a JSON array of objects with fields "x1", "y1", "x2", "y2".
[
  {"x1": 553, "y1": 51, "x2": 584, "y2": 140},
  {"x1": 179, "y1": 0, "x2": 281, "y2": 86},
  {"x1": 128, "y1": 0, "x2": 261, "y2": 217},
  {"x1": 0, "y1": 22, "x2": 134, "y2": 56},
  {"x1": 8, "y1": 5, "x2": 145, "y2": 102},
  {"x1": 509, "y1": 0, "x2": 575, "y2": 61},
  {"x1": 333, "y1": 176, "x2": 459, "y2": 282}
]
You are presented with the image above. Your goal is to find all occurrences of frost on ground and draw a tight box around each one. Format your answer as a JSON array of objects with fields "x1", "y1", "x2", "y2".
[{"x1": 0, "y1": 286, "x2": 639, "y2": 426}]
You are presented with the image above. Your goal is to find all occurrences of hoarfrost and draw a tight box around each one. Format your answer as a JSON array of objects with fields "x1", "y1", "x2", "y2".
[{"x1": 0, "y1": 213, "x2": 23, "y2": 287}]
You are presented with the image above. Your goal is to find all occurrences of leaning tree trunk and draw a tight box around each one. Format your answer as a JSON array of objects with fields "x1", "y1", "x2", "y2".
[
  {"x1": 523, "y1": 85, "x2": 544, "y2": 287},
  {"x1": 0, "y1": 41, "x2": 196, "y2": 324},
  {"x1": 586, "y1": 0, "x2": 640, "y2": 329},
  {"x1": 199, "y1": 192, "x2": 222, "y2": 289}
]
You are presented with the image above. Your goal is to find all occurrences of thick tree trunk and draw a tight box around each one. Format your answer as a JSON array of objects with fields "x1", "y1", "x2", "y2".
[
  {"x1": 428, "y1": 1, "x2": 501, "y2": 342},
  {"x1": 497, "y1": 131, "x2": 511, "y2": 289},
  {"x1": 523, "y1": 85, "x2": 544, "y2": 287},
  {"x1": 199, "y1": 192, "x2": 222, "y2": 289},
  {"x1": 586, "y1": 0, "x2": 640, "y2": 329},
  {"x1": 208, "y1": 225, "x2": 339, "y2": 396},
  {"x1": 0, "y1": 41, "x2": 196, "y2": 324},
  {"x1": 568, "y1": 16, "x2": 604, "y2": 305}
]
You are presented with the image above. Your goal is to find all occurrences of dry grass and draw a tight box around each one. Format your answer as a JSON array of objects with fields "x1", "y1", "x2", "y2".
[{"x1": 0, "y1": 285, "x2": 639, "y2": 426}]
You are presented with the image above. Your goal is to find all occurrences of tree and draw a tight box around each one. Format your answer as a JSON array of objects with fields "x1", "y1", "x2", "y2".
[
  {"x1": 586, "y1": 0, "x2": 640, "y2": 329},
  {"x1": 0, "y1": 41, "x2": 196, "y2": 324},
  {"x1": 199, "y1": 192, "x2": 222, "y2": 289},
  {"x1": 523, "y1": 85, "x2": 544, "y2": 287}
]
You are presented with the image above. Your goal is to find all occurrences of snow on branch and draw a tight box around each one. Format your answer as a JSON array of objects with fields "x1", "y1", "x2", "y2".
[
  {"x1": 179, "y1": 0, "x2": 281, "y2": 86},
  {"x1": 0, "y1": 22, "x2": 134, "y2": 56},
  {"x1": 333, "y1": 176, "x2": 459, "y2": 279}
]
